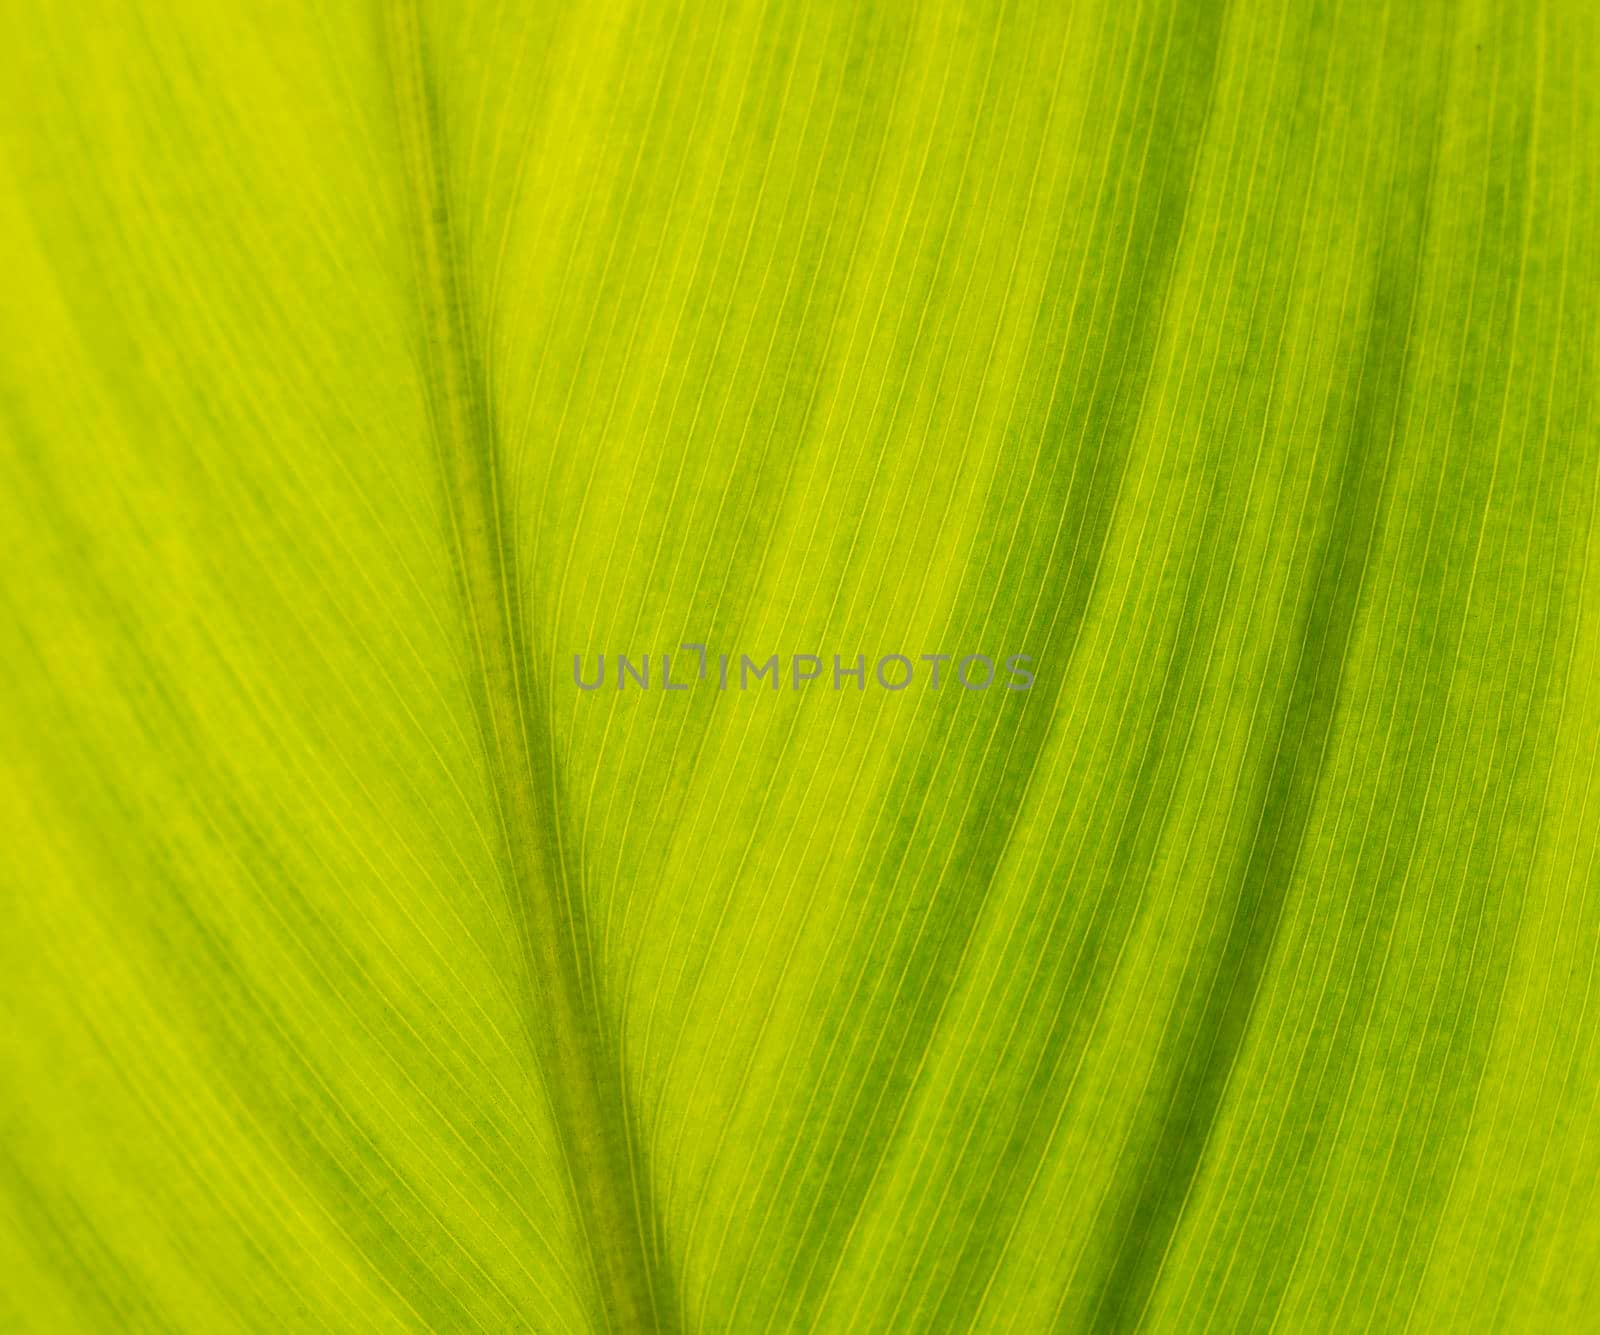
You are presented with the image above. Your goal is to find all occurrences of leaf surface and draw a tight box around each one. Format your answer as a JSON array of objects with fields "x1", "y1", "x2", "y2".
[{"x1": 2, "y1": 1, "x2": 1598, "y2": 1330}]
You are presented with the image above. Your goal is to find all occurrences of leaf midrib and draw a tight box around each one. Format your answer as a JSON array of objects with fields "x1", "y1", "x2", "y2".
[{"x1": 383, "y1": 4, "x2": 670, "y2": 1328}]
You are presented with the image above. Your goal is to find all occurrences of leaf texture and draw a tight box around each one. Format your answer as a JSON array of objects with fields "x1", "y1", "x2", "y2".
[{"x1": 2, "y1": 0, "x2": 1598, "y2": 1330}]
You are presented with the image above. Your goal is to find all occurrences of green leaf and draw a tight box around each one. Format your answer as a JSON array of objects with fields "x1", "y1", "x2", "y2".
[{"x1": 3, "y1": 1, "x2": 1597, "y2": 1330}]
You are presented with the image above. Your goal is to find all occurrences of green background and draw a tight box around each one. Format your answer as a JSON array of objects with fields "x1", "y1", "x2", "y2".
[{"x1": 2, "y1": 0, "x2": 1597, "y2": 1329}]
